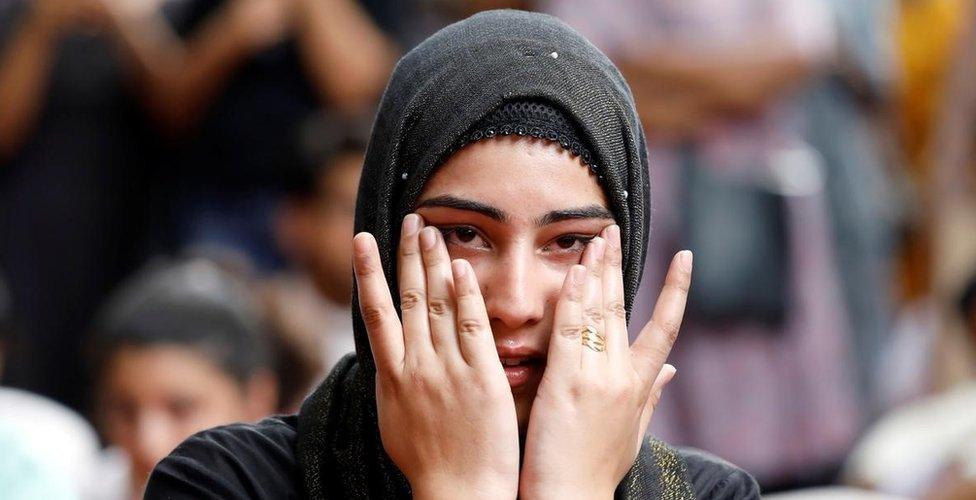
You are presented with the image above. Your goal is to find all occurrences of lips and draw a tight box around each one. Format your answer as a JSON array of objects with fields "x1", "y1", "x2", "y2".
[{"x1": 497, "y1": 345, "x2": 544, "y2": 390}]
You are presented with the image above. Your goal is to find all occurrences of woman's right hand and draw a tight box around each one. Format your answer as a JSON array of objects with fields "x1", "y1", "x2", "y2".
[{"x1": 352, "y1": 214, "x2": 520, "y2": 500}]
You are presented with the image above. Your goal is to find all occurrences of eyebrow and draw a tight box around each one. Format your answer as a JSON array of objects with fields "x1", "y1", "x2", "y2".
[
  {"x1": 535, "y1": 205, "x2": 614, "y2": 226},
  {"x1": 416, "y1": 195, "x2": 507, "y2": 221},
  {"x1": 416, "y1": 195, "x2": 614, "y2": 226}
]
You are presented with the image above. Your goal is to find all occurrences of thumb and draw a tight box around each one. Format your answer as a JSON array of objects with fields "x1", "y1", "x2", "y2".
[{"x1": 637, "y1": 364, "x2": 677, "y2": 440}]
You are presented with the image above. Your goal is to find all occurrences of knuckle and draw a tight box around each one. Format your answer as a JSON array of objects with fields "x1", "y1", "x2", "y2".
[
  {"x1": 361, "y1": 305, "x2": 387, "y2": 330},
  {"x1": 408, "y1": 371, "x2": 426, "y2": 392},
  {"x1": 405, "y1": 367, "x2": 435, "y2": 393},
  {"x1": 427, "y1": 297, "x2": 452, "y2": 317},
  {"x1": 563, "y1": 288, "x2": 583, "y2": 303},
  {"x1": 659, "y1": 318, "x2": 682, "y2": 344},
  {"x1": 665, "y1": 279, "x2": 690, "y2": 295},
  {"x1": 356, "y1": 260, "x2": 381, "y2": 277},
  {"x1": 587, "y1": 378, "x2": 608, "y2": 396},
  {"x1": 606, "y1": 300, "x2": 627, "y2": 320},
  {"x1": 609, "y1": 383, "x2": 632, "y2": 405},
  {"x1": 568, "y1": 379, "x2": 587, "y2": 399},
  {"x1": 424, "y1": 251, "x2": 445, "y2": 267},
  {"x1": 375, "y1": 370, "x2": 399, "y2": 392},
  {"x1": 399, "y1": 242, "x2": 420, "y2": 257},
  {"x1": 558, "y1": 324, "x2": 582, "y2": 340},
  {"x1": 458, "y1": 318, "x2": 483, "y2": 337},
  {"x1": 583, "y1": 306, "x2": 604, "y2": 323},
  {"x1": 399, "y1": 288, "x2": 425, "y2": 310}
]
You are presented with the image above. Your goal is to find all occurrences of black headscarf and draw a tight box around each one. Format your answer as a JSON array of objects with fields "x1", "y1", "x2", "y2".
[{"x1": 297, "y1": 10, "x2": 694, "y2": 499}]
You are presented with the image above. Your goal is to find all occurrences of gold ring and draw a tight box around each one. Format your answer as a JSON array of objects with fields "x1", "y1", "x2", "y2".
[{"x1": 581, "y1": 325, "x2": 606, "y2": 352}]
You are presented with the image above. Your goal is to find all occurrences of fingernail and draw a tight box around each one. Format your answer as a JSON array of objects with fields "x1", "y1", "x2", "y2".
[
  {"x1": 678, "y1": 250, "x2": 693, "y2": 272},
  {"x1": 353, "y1": 233, "x2": 373, "y2": 253},
  {"x1": 402, "y1": 214, "x2": 420, "y2": 235},
  {"x1": 452, "y1": 259, "x2": 467, "y2": 278},
  {"x1": 663, "y1": 363, "x2": 677, "y2": 379},
  {"x1": 420, "y1": 226, "x2": 438, "y2": 250}
]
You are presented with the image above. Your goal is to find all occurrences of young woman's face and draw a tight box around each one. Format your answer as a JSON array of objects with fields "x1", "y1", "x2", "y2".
[
  {"x1": 416, "y1": 136, "x2": 613, "y2": 431},
  {"x1": 98, "y1": 345, "x2": 273, "y2": 495}
]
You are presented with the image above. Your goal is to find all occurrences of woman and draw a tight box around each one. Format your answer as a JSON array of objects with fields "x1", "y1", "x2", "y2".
[
  {"x1": 91, "y1": 258, "x2": 278, "y2": 499},
  {"x1": 145, "y1": 10, "x2": 759, "y2": 499}
]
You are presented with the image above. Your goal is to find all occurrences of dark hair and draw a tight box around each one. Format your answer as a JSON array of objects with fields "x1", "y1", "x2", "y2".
[
  {"x1": 959, "y1": 272, "x2": 976, "y2": 331},
  {"x1": 284, "y1": 111, "x2": 372, "y2": 198},
  {"x1": 89, "y1": 258, "x2": 271, "y2": 386}
]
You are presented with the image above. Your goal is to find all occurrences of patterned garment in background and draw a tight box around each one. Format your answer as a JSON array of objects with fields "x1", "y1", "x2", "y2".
[{"x1": 541, "y1": 0, "x2": 863, "y2": 486}]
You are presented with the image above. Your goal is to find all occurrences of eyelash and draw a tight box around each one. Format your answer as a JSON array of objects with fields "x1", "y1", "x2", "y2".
[
  {"x1": 438, "y1": 226, "x2": 490, "y2": 249},
  {"x1": 436, "y1": 225, "x2": 596, "y2": 255},
  {"x1": 546, "y1": 234, "x2": 597, "y2": 254}
]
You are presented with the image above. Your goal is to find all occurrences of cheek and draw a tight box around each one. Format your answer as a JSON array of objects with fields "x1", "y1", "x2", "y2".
[{"x1": 101, "y1": 395, "x2": 136, "y2": 445}]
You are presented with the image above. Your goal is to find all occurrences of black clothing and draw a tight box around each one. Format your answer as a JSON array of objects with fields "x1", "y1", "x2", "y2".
[
  {"x1": 147, "y1": 415, "x2": 761, "y2": 499},
  {"x1": 162, "y1": 0, "x2": 318, "y2": 188}
]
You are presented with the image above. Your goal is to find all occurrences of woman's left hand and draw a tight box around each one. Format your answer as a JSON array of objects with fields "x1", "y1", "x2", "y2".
[{"x1": 519, "y1": 225, "x2": 692, "y2": 500}]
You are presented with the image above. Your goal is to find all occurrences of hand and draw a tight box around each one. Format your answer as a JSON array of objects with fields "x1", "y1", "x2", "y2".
[
  {"x1": 28, "y1": 0, "x2": 106, "y2": 35},
  {"x1": 226, "y1": 0, "x2": 292, "y2": 51},
  {"x1": 519, "y1": 225, "x2": 691, "y2": 499},
  {"x1": 352, "y1": 214, "x2": 520, "y2": 500},
  {"x1": 93, "y1": 0, "x2": 163, "y2": 25}
]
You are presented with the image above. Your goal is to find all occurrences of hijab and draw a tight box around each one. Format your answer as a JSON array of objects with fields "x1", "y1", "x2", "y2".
[{"x1": 296, "y1": 10, "x2": 694, "y2": 499}]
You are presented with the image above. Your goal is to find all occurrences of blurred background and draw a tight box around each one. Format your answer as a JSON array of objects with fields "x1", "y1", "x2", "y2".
[{"x1": 0, "y1": 0, "x2": 974, "y2": 498}]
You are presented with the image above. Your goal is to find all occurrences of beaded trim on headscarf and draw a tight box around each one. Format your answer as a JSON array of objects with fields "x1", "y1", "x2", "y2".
[{"x1": 447, "y1": 99, "x2": 601, "y2": 175}]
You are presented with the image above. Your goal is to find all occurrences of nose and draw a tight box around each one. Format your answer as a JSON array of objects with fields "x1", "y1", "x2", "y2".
[{"x1": 482, "y1": 248, "x2": 546, "y2": 332}]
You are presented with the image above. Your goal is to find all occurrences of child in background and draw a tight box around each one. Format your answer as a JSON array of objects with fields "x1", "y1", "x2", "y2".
[
  {"x1": 844, "y1": 271, "x2": 976, "y2": 498},
  {"x1": 89, "y1": 258, "x2": 278, "y2": 500}
]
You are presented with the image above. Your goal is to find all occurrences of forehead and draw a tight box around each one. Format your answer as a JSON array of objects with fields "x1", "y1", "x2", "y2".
[{"x1": 419, "y1": 136, "x2": 607, "y2": 217}]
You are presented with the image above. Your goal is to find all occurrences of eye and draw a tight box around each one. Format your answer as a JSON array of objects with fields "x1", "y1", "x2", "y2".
[
  {"x1": 438, "y1": 226, "x2": 490, "y2": 249},
  {"x1": 544, "y1": 234, "x2": 596, "y2": 254},
  {"x1": 166, "y1": 396, "x2": 201, "y2": 420}
]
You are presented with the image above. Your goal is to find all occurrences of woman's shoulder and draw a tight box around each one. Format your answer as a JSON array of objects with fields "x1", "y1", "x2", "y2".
[
  {"x1": 144, "y1": 415, "x2": 302, "y2": 499},
  {"x1": 677, "y1": 446, "x2": 761, "y2": 500}
]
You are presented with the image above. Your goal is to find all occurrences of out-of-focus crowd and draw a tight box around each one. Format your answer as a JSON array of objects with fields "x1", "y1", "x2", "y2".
[{"x1": 0, "y1": 0, "x2": 974, "y2": 498}]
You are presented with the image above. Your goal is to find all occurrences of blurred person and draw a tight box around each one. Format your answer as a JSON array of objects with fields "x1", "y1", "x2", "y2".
[
  {"x1": 893, "y1": 0, "x2": 972, "y2": 319},
  {"x1": 97, "y1": 0, "x2": 399, "y2": 270},
  {"x1": 0, "y1": 429, "x2": 79, "y2": 500},
  {"x1": 89, "y1": 258, "x2": 278, "y2": 499},
  {"x1": 261, "y1": 113, "x2": 369, "y2": 408},
  {"x1": 145, "y1": 11, "x2": 760, "y2": 499},
  {"x1": 924, "y1": 3, "x2": 976, "y2": 388},
  {"x1": 0, "y1": 272, "x2": 103, "y2": 500},
  {"x1": 0, "y1": 0, "x2": 155, "y2": 410},
  {"x1": 844, "y1": 271, "x2": 976, "y2": 499},
  {"x1": 800, "y1": 0, "x2": 898, "y2": 415},
  {"x1": 766, "y1": 488, "x2": 909, "y2": 500},
  {"x1": 541, "y1": 0, "x2": 863, "y2": 490}
]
